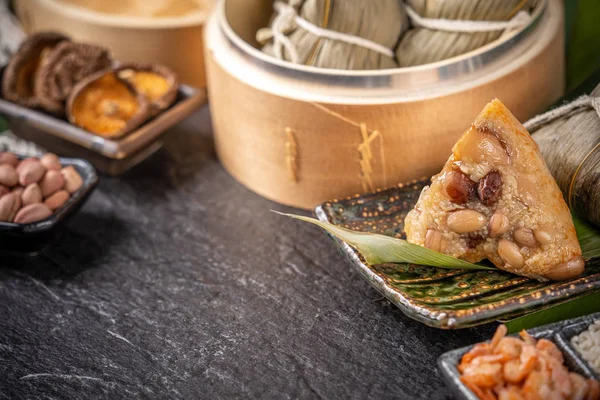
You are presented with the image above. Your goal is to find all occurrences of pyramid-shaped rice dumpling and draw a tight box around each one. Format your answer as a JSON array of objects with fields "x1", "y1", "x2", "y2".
[{"x1": 404, "y1": 100, "x2": 584, "y2": 281}]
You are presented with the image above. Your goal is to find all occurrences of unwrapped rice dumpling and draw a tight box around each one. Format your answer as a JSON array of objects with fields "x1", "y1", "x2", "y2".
[{"x1": 404, "y1": 99, "x2": 583, "y2": 282}]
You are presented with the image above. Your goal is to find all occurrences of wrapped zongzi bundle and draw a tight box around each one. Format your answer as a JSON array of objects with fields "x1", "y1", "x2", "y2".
[
  {"x1": 258, "y1": 0, "x2": 408, "y2": 70},
  {"x1": 527, "y1": 84, "x2": 600, "y2": 228},
  {"x1": 396, "y1": 0, "x2": 536, "y2": 67}
]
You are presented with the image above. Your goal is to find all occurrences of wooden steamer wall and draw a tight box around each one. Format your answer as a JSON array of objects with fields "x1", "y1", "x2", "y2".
[{"x1": 206, "y1": 0, "x2": 564, "y2": 209}]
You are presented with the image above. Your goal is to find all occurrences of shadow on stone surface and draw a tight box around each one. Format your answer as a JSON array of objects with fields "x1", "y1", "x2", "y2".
[
  {"x1": 115, "y1": 126, "x2": 217, "y2": 196},
  {"x1": 0, "y1": 212, "x2": 127, "y2": 280}
]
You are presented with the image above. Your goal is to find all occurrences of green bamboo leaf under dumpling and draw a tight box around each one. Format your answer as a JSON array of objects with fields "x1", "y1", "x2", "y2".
[
  {"x1": 276, "y1": 212, "x2": 600, "y2": 272},
  {"x1": 275, "y1": 211, "x2": 494, "y2": 271}
]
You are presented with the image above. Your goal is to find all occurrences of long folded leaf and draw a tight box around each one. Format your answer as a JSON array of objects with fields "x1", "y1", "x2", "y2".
[{"x1": 275, "y1": 212, "x2": 494, "y2": 271}]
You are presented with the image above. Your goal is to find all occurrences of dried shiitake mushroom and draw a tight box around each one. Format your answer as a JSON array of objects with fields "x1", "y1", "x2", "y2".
[
  {"x1": 1, "y1": 32, "x2": 69, "y2": 110},
  {"x1": 35, "y1": 41, "x2": 112, "y2": 115},
  {"x1": 67, "y1": 69, "x2": 150, "y2": 139},
  {"x1": 115, "y1": 63, "x2": 178, "y2": 115}
]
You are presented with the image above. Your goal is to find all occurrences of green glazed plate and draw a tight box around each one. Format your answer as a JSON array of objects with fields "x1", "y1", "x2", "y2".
[{"x1": 315, "y1": 178, "x2": 600, "y2": 329}]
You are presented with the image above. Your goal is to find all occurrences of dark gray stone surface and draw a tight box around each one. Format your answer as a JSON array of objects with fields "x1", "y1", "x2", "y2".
[{"x1": 0, "y1": 108, "x2": 495, "y2": 400}]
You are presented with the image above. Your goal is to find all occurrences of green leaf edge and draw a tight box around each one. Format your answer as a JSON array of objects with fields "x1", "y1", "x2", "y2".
[
  {"x1": 274, "y1": 211, "x2": 494, "y2": 271},
  {"x1": 277, "y1": 211, "x2": 600, "y2": 272}
]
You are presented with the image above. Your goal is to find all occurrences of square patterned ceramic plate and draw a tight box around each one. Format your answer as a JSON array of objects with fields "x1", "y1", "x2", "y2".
[
  {"x1": 438, "y1": 312, "x2": 600, "y2": 399},
  {"x1": 315, "y1": 179, "x2": 600, "y2": 329}
]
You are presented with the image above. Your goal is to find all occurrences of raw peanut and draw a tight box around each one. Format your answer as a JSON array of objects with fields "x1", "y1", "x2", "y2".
[
  {"x1": 11, "y1": 186, "x2": 24, "y2": 197},
  {"x1": 545, "y1": 256, "x2": 585, "y2": 281},
  {"x1": 447, "y1": 209, "x2": 486, "y2": 234},
  {"x1": 0, "y1": 192, "x2": 21, "y2": 222},
  {"x1": 443, "y1": 171, "x2": 475, "y2": 204},
  {"x1": 39, "y1": 170, "x2": 65, "y2": 197},
  {"x1": 13, "y1": 203, "x2": 52, "y2": 224},
  {"x1": 16, "y1": 157, "x2": 38, "y2": 170},
  {"x1": 425, "y1": 229, "x2": 446, "y2": 252},
  {"x1": 40, "y1": 153, "x2": 62, "y2": 171},
  {"x1": 17, "y1": 159, "x2": 46, "y2": 186},
  {"x1": 454, "y1": 128, "x2": 509, "y2": 165},
  {"x1": 478, "y1": 171, "x2": 503, "y2": 206},
  {"x1": 44, "y1": 190, "x2": 70, "y2": 211},
  {"x1": 513, "y1": 228, "x2": 538, "y2": 248},
  {"x1": 61, "y1": 166, "x2": 83, "y2": 193},
  {"x1": 0, "y1": 152, "x2": 19, "y2": 167},
  {"x1": 0, "y1": 185, "x2": 9, "y2": 197},
  {"x1": 21, "y1": 183, "x2": 43, "y2": 206},
  {"x1": 489, "y1": 212, "x2": 509, "y2": 238},
  {"x1": 498, "y1": 239, "x2": 524, "y2": 269},
  {"x1": 0, "y1": 164, "x2": 18, "y2": 187},
  {"x1": 533, "y1": 229, "x2": 554, "y2": 246}
]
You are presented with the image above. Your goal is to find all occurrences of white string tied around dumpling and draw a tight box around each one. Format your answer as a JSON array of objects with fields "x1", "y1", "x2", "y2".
[
  {"x1": 259, "y1": 0, "x2": 395, "y2": 65},
  {"x1": 404, "y1": 5, "x2": 532, "y2": 33},
  {"x1": 525, "y1": 95, "x2": 600, "y2": 132}
]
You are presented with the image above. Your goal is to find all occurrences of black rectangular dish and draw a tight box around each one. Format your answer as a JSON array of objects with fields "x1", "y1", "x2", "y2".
[
  {"x1": 438, "y1": 312, "x2": 600, "y2": 400},
  {"x1": 0, "y1": 156, "x2": 98, "y2": 257}
]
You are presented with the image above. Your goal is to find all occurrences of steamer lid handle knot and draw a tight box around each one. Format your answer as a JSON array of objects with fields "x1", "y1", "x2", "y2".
[{"x1": 257, "y1": 0, "x2": 395, "y2": 65}]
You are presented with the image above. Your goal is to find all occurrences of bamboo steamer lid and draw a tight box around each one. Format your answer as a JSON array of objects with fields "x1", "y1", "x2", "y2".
[{"x1": 205, "y1": 0, "x2": 564, "y2": 209}]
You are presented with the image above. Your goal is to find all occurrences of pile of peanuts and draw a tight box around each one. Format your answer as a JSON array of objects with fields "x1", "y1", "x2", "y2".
[{"x1": 0, "y1": 151, "x2": 83, "y2": 224}]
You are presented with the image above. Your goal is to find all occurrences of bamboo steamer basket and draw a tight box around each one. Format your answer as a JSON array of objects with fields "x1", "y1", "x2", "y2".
[
  {"x1": 13, "y1": 0, "x2": 213, "y2": 88},
  {"x1": 206, "y1": 0, "x2": 564, "y2": 209}
]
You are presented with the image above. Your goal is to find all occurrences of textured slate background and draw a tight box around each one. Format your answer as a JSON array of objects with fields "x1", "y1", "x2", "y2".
[{"x1": 0, "y1": 109, "x2": 494, "y2": 399}]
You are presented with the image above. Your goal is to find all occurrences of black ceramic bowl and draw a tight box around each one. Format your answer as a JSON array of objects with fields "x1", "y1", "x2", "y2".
[{"x1": 0, "y1": 156, "x2": 98, "y2": 256}]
